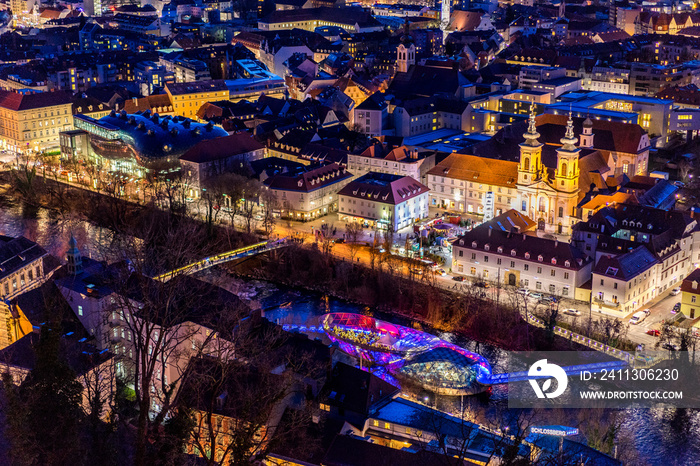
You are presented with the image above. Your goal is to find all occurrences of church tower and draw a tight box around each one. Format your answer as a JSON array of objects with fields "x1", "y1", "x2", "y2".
[
  {"x1": 396, "y1": 19, "x2": 415, "y2": 74},
  {"x1": 579, "y1": 116, "x2": 594, "y2": 148},
  {"x1": 556, "y1": 113, "x2": 580, "y2": 193},
  {"x1": 66, "y1": 234, "x2": 83, "y2": 275},
  {"x1": 517, "y1": 106, "x2": 543, "y2": 187}
]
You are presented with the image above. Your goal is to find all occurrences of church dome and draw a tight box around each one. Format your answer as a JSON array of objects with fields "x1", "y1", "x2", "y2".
[{"x1": 583, "y1": 117, "x2": 593, "y2": 128}]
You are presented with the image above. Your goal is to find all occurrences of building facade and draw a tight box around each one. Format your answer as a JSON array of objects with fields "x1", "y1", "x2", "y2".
[{"x1": 338, "y1": 173, "x2": 429, "y2": 231}]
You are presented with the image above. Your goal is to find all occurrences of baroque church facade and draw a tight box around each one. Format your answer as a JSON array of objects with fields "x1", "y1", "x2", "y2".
[{"x1": 516, "y1": 110, "x2": 583, "y2": 235}]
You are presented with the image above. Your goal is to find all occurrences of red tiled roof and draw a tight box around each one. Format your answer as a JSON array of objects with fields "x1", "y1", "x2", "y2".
[
  {"x1": 265, "y1": 162, "x2": 352, "y2": 192},
  {"x1": 179, "y1": 133, "x2": 264, "y2": 164},
  {"x1": 0, "y1": 90, "x2": 72, "y2": 111}
]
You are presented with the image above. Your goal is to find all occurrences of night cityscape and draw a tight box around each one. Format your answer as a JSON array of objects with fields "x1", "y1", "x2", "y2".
[{"x1": 1, "y1": 0, "x2": 700, "y2": 463}]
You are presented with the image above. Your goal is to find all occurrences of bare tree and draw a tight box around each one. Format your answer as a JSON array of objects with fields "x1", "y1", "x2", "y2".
[
  {"x1": 345, "y1": 221, "x2": 362, "y2": 263},
  {"x1": 179, "y1": 321, "x2": 322, "y2": 466},
  {"x1": 241, "y1": 179, "x2": 262, "y2": 234},
  {"x1": 260, "y1": 188, "x2": 278, "y2": 238},
  {"x1": 103, "y1": 219, "x2": 229, "y2": 466}
]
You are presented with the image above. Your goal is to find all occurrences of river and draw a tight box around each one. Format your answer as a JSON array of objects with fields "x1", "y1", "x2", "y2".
[
  {"x1": 0, "y1": 196, "x2": 695, "y2": 465},
  {"x1": 254, "y1": 282, "x2": 700, "y2": 465}
]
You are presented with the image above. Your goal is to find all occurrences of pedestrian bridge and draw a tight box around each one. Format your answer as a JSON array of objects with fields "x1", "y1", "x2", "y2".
[
  {"x1": 483, "y1": 360, "x2": 629, "y2": 385},
  {"x1": 153, "y1": 238, "x2": 289, "y2": 282}
]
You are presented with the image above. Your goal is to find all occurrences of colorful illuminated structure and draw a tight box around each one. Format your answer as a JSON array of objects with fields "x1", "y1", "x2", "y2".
[{"x1": 321, "y1": 313, "x2": 492, "y2": 395}]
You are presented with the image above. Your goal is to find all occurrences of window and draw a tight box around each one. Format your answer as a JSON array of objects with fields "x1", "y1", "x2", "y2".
[
  {"x1": 537, "y1": 267, "x2": 542, "y2": 274},
  {"x1": 536, "y1": 282, "x2": 542, "y2": 290},
  {"x1": 692, "y1": 296, "x2": 697, "y2": 303},
  {"x1": 564, "y1": 272, "x2": 569, "y2": 279},
  {"x1": 497, "y1": 258, "x2": 502, "y2": 265},
  {"x1": 562, "y1": 287, "x2": 569, "y2": 296},
  {"x1": 78, "y1": 305, "x2": 83, "y2": 316},
  {"x1": 614, "y1": 283, "x2": 618, "y2": 289},
  {"x1": 373, "y1": 420, "x2": 379, "y2": 427},
  {"x1": 549, "y1": 284, "x2": 556, "y2": 293},
  {"x1": 484, "y1": 270, "x2": 489, "y2": 278},
  {"x1": 484, "y1": 255, "x2": 489, "y2": 263},
  {"x1": 600, "y1": 279, "x2": 604, "y2": 285},
  {"x1": 471, "y1": 253, "x2": 476, "y2": 260},
  {"x1": 320, "y1": 403, "x2": 330, "y2": 411},
  {"x1": 551, "y1": 270, "x2": 556, "y2": 277},
  {"x1": 384, "y1": 423, "x2": 391, "y2": 429},
  {"x1": 470, "y1": 267, "x2": 476, "y2": 275},
  {"x1": 524, "y1": 264, "x2": 529, "y2": 271},
  {"x1": 458, "y1": 250, "x2": 463, "y2": 257}
]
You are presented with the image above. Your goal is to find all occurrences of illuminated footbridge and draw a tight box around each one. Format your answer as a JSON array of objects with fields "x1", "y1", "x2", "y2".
[{"x1": 153, "y1": 238, "x2": 289, "y2": 282}]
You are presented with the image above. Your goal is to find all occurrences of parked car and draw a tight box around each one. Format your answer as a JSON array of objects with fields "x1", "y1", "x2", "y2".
[
  {"x1": 642, "y1": 309, "x2": 651, "y2": 315},
  {"x1": 671, "y1": 288, "x2": 681, "y2": 296},
  {"x1": 646, "y1": 329, "x2": 660, "y2": 337},
  {"x1": 433, "y1": 268, "x2": 447, "y2": 276},
  {"x1": 452, "y1": 276, "x2": 465, "y2": 282},
  {"x1": 474, "y1": 282, "x2": 490, "y2": 288},
  {"x1": 517, "y1": 288, "x2": 530, "y2": 296},
  {"x1": 529, "y1": 292, "x2": 543, "y2": 300},
  {"x1": 662, "y1": 342, "x2": 680, "y2": 351},
  {"x1": 562, "y1": 309, "x2": 581, "y2": 316},
  {"x1": 672, "y1": 303, "x2": 681, "y2": 314},
  {"x1": 334, "y1": 238, "x2": 344, "y2": 244},
  {"x1": 541, "y1": 295, "x2": 557, "y2": 304}
]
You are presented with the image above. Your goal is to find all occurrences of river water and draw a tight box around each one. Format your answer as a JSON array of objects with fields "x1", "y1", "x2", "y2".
[
  {"x1": 255, "y1": 282, "x2": 700, "y2": 465},
  {"x1": 0, "y1": 196, "x2": 695, "y2": 465}
]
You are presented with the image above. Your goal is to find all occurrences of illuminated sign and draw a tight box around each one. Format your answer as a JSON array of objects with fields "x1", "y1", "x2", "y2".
[
  {"x1": 530, "y1": 426, "x2": 579, "y2": 437},
  {"x1": 483, "y1": 191, "x2": 494, "y2": 222},
  {"x1": 604, "y1": 101, "x2": 634, "y2": 113}
]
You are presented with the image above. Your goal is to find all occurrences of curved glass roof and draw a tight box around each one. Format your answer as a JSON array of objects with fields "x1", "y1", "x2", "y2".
[
  {"x1": 93, "y1": 110, "x2": 228, "y2": 163},
  {"x1": 400, "y1": 347, "x2": 485, "y2": 394}
]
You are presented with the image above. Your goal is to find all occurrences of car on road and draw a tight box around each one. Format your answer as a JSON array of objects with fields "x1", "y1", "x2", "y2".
[
  {"x1": 662, "y1": 342, "x2": 680, "y2": 351},
  {"x1": 529, "y1": 292, "x2": 543, "y2": 300},
  {"x1": 642, "y1": 309, "x2": 651, "y2": 315},
  {"x1": 562, "y1": 309, "x2": 581, "y2": 316},
  {"x1": 433, "y1": 268, "x2": 447, "y2": 276},
  {"x1": 334, "y1": 238, "x2": 344, "y2": 244},
  {"x1": 630, "y1": 311, "x2": 648, "y2": 325},
  {"x1": 541, "y1": 295, "x2": 557, "y2": 304},
  {"x1": 672, "y1": 303, "x2": 681, "y2": 314},
  {"x1": 517, "y1": 288, "x2": 530, "y2": 296},
  {"x1": 474, "y1": 281, "x2": 490, "y2": 288},
  {"x1": 646, "y1": 329, "x2": 660, "y2": 337},
  {"x1": 452, "y1": 276, "x2": 465, "y2": 282},
  {"x1": 671, "y1": 288, "x2": 681, "y2": 296}
]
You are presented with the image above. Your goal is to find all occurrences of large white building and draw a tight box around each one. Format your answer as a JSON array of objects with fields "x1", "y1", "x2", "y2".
[
  {"x1": 264, "y1": 163, "x2": 353, "y2": 221},
  {"x1": 347, "y1": 144, "x2": 436, "y2": 184},
  {"x1": 451, "y1": 219, "x2": 593, "y2": 299},
  {"x1": 573, "y1": 203, "x2": 697, "y2": 316},
  {"x1": 338, "y1": 173, "x2": 429, "y2": 231}
]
